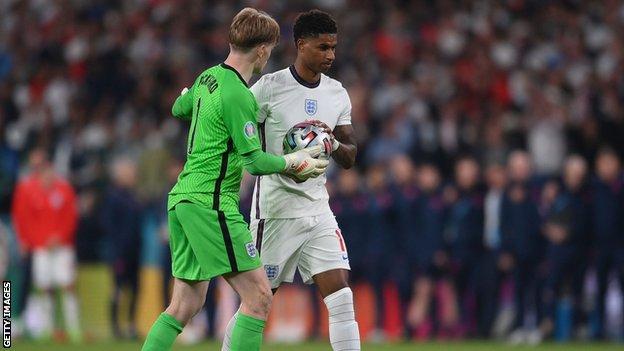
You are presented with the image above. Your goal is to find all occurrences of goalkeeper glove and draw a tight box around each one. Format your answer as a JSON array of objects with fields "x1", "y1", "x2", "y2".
[{"x1": 282, "y1": 145, "x2": 329, "y2": 181}]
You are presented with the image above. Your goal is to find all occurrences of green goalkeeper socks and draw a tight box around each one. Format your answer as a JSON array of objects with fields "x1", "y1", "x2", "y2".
[
  {"x1": 141, "y1": 313, "x2": 183, "y2": 351},
  {"x1": 229, "y1": 313, "x2": 266, "y2": 351}
]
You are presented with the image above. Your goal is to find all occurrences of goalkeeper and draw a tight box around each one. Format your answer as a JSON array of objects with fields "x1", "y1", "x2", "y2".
[{"x1": 141, "y1": 8, "x2": 328, "y2": 351}]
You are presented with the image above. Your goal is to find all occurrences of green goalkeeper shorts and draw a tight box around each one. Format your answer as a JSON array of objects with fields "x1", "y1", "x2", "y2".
[{"x1": 168, "y1": 201, "x2": 261, "y2": 281}]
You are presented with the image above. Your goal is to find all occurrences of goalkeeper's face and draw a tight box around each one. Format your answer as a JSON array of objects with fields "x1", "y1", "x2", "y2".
[
  {"x1": 253, "y1": 43, "x2": 276, "y2": 74},
  {"x1": 298, "y1": 33, "x2": 337, "y2": 74}
]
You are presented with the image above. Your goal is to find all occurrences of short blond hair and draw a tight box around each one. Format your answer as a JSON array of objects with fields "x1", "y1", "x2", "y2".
[{"x1": 229, "y1": 8, "x2": 279, "y2": 52}]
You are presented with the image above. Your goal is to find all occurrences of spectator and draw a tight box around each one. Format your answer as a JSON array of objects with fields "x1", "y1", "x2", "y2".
[
  {"x1": 389, "y1": 155, "x2": 419, "y2": 320},
  {"x1": 331, "y1": 169, "x2": 369, "y2": 284},
  {"x1": 406, "y1": 161, "x2": 450, "y2": 339},
  {"x1": 590, "y1": 147, "x2": 624, "y2": 340},
  {"x1": 478, "y1": 163, "x2": 507, "y2": 337},
  {"x1": 537, "y1": 156, "x2": 590, "y2": 341},
  {"x1": 100, "y1": 156, "x2": 142, "y2": 339},
  {"x1": 447, "y1": 156, "x2": 484, "y2": 336},
  {"x1": 365, "y1": 165, "x2": 394, "y2": 341},
  {"x1": 499, "y1": 152, "x2": 542, "y2": 343},
  {"x1": 11, "y1": 148, "x2": 81, "y2": 342}
]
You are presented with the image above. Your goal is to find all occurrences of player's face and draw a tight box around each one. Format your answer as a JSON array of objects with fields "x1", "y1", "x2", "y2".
[
  {"x1": 298, "y1": 34, "x2": 337, "y2": 74},
  {"x1": 254, "y1": 43, "x2": 276, "y2": 74}
]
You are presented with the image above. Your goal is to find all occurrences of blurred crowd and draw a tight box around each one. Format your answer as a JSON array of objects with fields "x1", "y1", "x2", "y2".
[{"x1": 1, "y1": 0, "x2": 624, "y2": 344}]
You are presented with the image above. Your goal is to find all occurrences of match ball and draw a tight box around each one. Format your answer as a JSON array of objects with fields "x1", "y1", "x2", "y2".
[{"x1": 283, "y1": 122, "x2": 332, "y2": 160}]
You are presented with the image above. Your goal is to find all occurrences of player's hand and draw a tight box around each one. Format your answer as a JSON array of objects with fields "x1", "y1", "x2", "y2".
[
  {"x1": 307, "y1": 119, "x2": 340, "y2": 151},
  {"x1": 282, "y1": 145, "x2": 329, "y2": 181}
]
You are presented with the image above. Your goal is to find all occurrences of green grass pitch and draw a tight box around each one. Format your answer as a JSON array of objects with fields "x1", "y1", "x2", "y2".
[{"x1": 9, "y1": 341, "x2": 624, "y2": 351}]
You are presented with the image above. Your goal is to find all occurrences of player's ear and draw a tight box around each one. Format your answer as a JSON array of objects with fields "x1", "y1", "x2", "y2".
[
  {"x1": 296, "y1": 38, "x2": 306, "y2": 51},
  {"x1": 255, "y1": 44, "x2": 265, "y2": 60}
]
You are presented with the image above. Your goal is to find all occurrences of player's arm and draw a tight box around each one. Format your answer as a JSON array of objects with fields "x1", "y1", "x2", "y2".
[
  {"x1": 222, "y1": 90, "x2": 328, "y2": 179},
  {"x1": 307, "y1": 120, "x2": 357, "y2": 169},
  {"x1": 309, "y1": 89, "x2": 356, "y2": 169},
  {"x1": 331, "y1": 124, "x2": 357, "y2": 169},
  {"x1": 172, "y1": 86, "x2": 194, "y2": 120}
]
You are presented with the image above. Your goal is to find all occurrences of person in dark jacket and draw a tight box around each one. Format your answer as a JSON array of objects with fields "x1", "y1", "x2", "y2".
[
  {"x1": 406, "y1": 162, "x2": 450, "y2": 339},
  {"x1": 332, "y1": 169, "x2": 370, "y2": 283},
  {"x1": 447, "y1": 156, "x2": 484, "y2": 336},
  {"x1": 365, "y1": 165, "x2": 398, "y2": 339},
  {"x1": 500, "y1": 154, "x2": 543, "y2": 338},
  {"x1": 590, "y1": 147, "x2": 624, "y2": 339},
  {"x1": 478, "y1": 163, "x2": 508, "y2": 337},
  {"x1": 389, "y1": 155, "x2": 420, "y2": 326},
  {"x1": 536, "y1": 155, "x2": 590, "y2": 340},
  {"x1": 100, "y1": 156, "x2": 143, "y2": 339}
]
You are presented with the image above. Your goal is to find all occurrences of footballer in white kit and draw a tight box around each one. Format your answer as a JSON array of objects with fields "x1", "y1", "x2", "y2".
[
  {"x1": 222, "y1": 10, "x2": 361, "y2": 351},
  {"x1": 249, "y1": 58, "x2": 353, "y2": 289}
]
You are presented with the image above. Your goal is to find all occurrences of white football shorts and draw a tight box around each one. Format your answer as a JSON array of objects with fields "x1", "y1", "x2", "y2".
[
  {"x1": 250, "y1": 212, "x2": 350, "y2": 289},
  {"x1": 32, "y1": 245, "x2": 76, "y2": 289}
]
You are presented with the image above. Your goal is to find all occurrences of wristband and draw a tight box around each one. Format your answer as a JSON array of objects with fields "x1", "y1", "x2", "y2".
[{"x1": 332, "y1": 138, "x2": 340, "y2": 152}]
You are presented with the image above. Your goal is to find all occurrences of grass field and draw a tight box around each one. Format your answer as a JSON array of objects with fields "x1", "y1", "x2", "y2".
[{"x1": 9, "y1": 341, "x2": 624, "y2": 351}]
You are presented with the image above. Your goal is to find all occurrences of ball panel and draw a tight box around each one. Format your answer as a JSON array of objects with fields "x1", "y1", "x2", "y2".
[{"x1": 283, "y1": 121, "x2": 332, "y2": 159}]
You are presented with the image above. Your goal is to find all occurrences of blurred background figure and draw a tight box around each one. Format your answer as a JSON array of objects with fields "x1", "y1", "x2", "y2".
[
  {"x1": 479, "y1": 163, "x2": 507, "y2": 338},
  {"x1": 590, "y1": 147, "x2": 624, "y2": 340},
  {"x1": 446, "y1": 156, "x2": 483, "y2": 337},
  {"x1": 406, "y1": 161, "x2": 449, "y2": 340},
  {"x1": 11, "y1": 148, "x2": 81, "y2": 342},
  {"x1": 501, "y1": 151, "x2": 542, "y2": 344},
  {"x1": 100, "y1": 156, "x2": 142, "y2": 339},
  {"x1": 365, "y1": 165, "x2": 394, "y2": 342},
  {"x1": 539, "y1": 155, "x2": 590, "y2": 341}
]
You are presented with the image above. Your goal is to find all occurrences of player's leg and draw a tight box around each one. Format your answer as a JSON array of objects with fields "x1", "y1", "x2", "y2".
[
  {"x1": 142, "y1": 206, "x2": 210, "y2": 351},
  {"x1": 31, "y1": 248, "x2": 54, "y2": 340},
  {"x1": 312, "y1": 269, "x2": 360, "y2": 350},
  {"x1": 127, "y1": 256, "x2": 141, "y2": 339},
  {"x1": 222, "y1": 268, "x2": 272, "y2": 351},
  {"x1": 55, "y1": 246, "x2": 81, "y2": 342},
  {"x1": 300, "y1": 214, "x2": 360, "y2": 351},
  {"x1": 222, "y1": 217, "x2": 304, "y2": 350},
  {"x1": 593, "y1": 251, "x2": 610, "y2": 339},
  {"x1": 407, "y1": 274, "x2": 434, "y2": 337},
  {"x1": 142, "y1": 278, "x2": 209, "y2": 351}
]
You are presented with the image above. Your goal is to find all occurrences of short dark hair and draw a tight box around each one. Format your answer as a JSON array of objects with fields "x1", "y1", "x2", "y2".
[{"x1": 293, "y1": 10, "x2": 337, "y2": 43}]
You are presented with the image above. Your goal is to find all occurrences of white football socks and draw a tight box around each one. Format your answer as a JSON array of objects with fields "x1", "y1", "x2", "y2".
[
  {"x1": 220, "y1": 310, "x2": 238, "y2": 351},
  {"x1": 324, "y1": 287, "x2": 360, "y2": 351},
  {"x1": 61, "y1": 291, "x2": 82, "y2": 341}
]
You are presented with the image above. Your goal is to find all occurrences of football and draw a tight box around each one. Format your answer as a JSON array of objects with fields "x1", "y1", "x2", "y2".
[{"x1": 283, "y1": 121, "x2": 333, "y2": 160}]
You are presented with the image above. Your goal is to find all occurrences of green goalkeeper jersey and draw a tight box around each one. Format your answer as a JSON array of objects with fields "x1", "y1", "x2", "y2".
[{"x1": 168, "y1": 63, "x2": 262, "y2": 212}]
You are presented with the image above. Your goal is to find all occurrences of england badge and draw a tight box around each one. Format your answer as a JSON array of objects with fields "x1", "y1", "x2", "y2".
[{"x1": 305, "y1": 99, "x2": 317, "y2": 116}]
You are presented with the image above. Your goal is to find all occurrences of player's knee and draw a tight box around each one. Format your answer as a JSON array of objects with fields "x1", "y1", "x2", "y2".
[
  {"x1": 256, "y1": 285, "x2": 273, "y2": 316},
  {"x1": 244, "y1": 285, "x2": 273, "y2": 318},
  {"x1": 165, "y1": 296, "x2": 203, "y2": 324}
]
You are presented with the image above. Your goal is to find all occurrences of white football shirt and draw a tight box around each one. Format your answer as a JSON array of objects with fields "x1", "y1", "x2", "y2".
[{"x1": 250, "y1": 66, "x2": 352, "y2": 219}]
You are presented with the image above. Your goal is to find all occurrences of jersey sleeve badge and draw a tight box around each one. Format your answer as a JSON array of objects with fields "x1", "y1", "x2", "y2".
[{"x1": 244, "y1": 121, "x2": 257, "y2": 139}]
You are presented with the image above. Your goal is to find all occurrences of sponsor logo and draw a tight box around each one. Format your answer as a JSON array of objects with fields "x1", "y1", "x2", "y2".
[
  {"x1": 342, "y1": 254, "x2": 349, "y2": 261},
  {"x1": 244, "y1": 121, "x2": 256, "y2": 139},
  {"x1": 296, "y1": 160, "x2": 309, "y2": 173},
  {"x1": 264, "y1": 265, "x2": 279, "y2": 280},
  {"x1": 245, "y1": 242, "x2": 257, "y2": 258},
  {"x1": 305, "y1": 99, "x2": 317, "y2": 116}
]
